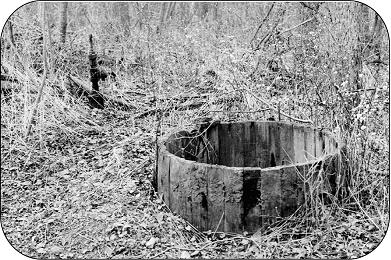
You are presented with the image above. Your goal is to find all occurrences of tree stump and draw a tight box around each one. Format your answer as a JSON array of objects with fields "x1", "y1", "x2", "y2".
[{"x1": 156, "y1": 121, "x2": 342, "y2": 233}]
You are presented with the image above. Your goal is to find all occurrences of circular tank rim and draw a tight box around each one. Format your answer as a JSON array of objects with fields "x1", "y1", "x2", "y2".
[{"x1": 160, "y1": 120, "x2": 341, "y2": 171}]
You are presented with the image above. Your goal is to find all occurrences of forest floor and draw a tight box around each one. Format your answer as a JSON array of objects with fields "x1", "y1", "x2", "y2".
[{"x1": 1, "y1": 107, "x2": 386, "y2": 259}]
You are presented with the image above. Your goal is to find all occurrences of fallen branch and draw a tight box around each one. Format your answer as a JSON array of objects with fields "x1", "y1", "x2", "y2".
[
  {"x1": 66, "y1": 75, "x2": 137, "y2": 110},
  {"x1": 135, "y1": 100, "x2": 205, "y2": 119},
  {"x1": 135, "y1": 93, "x2": 243, "y2": 119}
]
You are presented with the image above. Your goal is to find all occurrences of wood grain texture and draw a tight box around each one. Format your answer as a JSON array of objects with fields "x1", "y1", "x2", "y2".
[{"x1": 157, "y1": 121, "x2": 341, "y2": 233}]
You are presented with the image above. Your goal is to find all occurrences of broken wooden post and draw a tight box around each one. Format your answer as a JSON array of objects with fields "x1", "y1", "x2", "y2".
[{"x1": 88, "y1": 34, "x2": 104, "y2": 109}]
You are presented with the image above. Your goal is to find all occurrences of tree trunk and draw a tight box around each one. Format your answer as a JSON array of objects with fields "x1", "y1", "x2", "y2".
[
  {"x1": 59, "y1": 2, "x2": 68, "y2": 44},
  {"x1": 121, "y1": 2, "x2": 131, "y2": 36},
  {"x1": 156, "y1": 2, "x2": 169, "y2": 33},
  {"x1": 8, "y1": 21, "x2": 15, "y2": 47},
  {"x1": 198, "y1": 2, "x2": 209, "y2": 21},
  {"x1": 25, "y1": 3, "x2": 49, "y2": 139},
  {"x1": 166, "y1": 2, "x2": 176, "y2": 21},
  {"x1": 372, "y1": 15, "x2": 383, "y2": 78}
]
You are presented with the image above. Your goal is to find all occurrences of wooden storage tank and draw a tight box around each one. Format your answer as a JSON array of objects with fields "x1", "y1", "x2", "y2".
[{"x1": 156, "y1": 121, "x2": 341, "y2": 233}]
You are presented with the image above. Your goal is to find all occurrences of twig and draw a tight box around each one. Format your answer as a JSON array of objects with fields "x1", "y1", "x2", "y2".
[
  {"x1": 250, "y1": 3, "x2": 275, "y2": 47},
  {"x1": 349, "y1": 187, "x2": 380, "y2": 231},
  {"x1": 212, "y1": 212, "x2": 225, "y2": 239},
  {"x1": 279, "y1": 17, "x2": 315, "y2": 35},
  {"x1": 246, "y1": 90, "x2": 313, "y2": 124},
  {"x1": 300, "y1": 2, "x2": 317, "y2": 12},
  {"x1": 207, "y1": 109, "x2": 270, "y2": 113}
]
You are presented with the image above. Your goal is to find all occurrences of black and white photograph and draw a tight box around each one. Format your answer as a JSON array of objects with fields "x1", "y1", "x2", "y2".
[{"x1": 0, "y1": 1, "x2": 389, "y2": 259}]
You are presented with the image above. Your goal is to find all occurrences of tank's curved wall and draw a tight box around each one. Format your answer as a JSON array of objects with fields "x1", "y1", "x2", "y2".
[
  {"x1": 165, "y1": 121, "x2": 338, "y2": 168},
  {"x1": 158, "y1": 121, "x2": 341, "y2": 233}
]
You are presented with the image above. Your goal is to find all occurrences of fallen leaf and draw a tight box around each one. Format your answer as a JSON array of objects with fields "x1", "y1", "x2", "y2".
[
  {"x1": 241, "y1": 239, "x2": 249, "y2": 245},
  {"x1": 37, "y1": 248, "x2": 46, "y2": 254},
  {"x1": 50, "y1": 245, "x2": 62, "y2": 254},
  {"x1": 36, "y1": 242, "x2": 46, "y2": 248},
  {"x1": 104, "y1": 246, "x2": 114, "y2": 256},
  {"x1": 146, "y1": 237, "x2": 157, "y2": 248},
  {"x1": 180, "y1": 251, "x2": 191, "y2": 259},
  {"x1": 156, "y1": 212, "x2": 164, "y2": 224}
]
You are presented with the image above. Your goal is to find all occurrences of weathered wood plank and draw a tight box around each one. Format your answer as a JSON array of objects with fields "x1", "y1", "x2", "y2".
[
  {"x1": 316, "y1": 131, "x2": 325, "y2": 156},
  {"x1": 279, "y1": 123, "x2": 294, "y2": 166},
  {"x1": 280, "y1": 165, "x2": 298, "y2": 217},
  {"x1": 255, "y1": 122, "x2": 270, "y2": 168},
  {"x1": 218, "y1": 123, "x2": 231, "y2": 166},
  {"x1": 260, "y1": 168, "x2": 281, "y2": 226},
  {"x1": 224, "y1": 168, "x2": 244, "y2": 233},
  {"x1": 268, "y1": 122, "x2": 281, "y2": 167},
  {"x1": 168, "y1": 156, "x2": 191, "y2": 218},
  {"x1": 293, "y1": 124, "x2": 305, "y2": 163},
  {"x1": 304, "y1": 128, "x2": 316, "y2": 161},
  {"x1": 207, "y1": 166, "x2": 225, "y2": 232},
  {"x1": 295, "y1": 164, "x2": 308, "y2": 205},
  {"x1": 206, "y1": 124, "x2": 219, "y2": 164},
  {"x1": 243, "y1": 122, "x2": 257, "y2": 167},
  {"x1": 242, "y1": 169, "x2": 262, "y2": 233},
  {"x1": 158, "y1": 152, "x2": 171, "y2": 206},
  {"x1": 231, "y1": 123, "x2": 244, "y2": 167},
  {"x1": 189, "y1": 163, "x2": 209, "y2": 231}
]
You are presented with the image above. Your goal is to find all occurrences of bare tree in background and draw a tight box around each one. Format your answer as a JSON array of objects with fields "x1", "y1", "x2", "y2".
[
  {"x1": 59, "y1": 2, "x2": 68, "y2": 44},
  {"x1": 25, "y1": 3, "x2": 49, "y2": 139},
  {"x1": 166, "y1": 2, "x2": 176, "y2": 21},
  {"x1": 7, "y1": 20, "x2": 15, "y2": 47},
  {"x1": 371, "y1": 15, "x2": 384, "y2": 78},
  {"x1": 158, "y1": 2, "x2": 176, "y2": 31},
  {"x1": 196, "y1": 2, "x2": 210, "y2": 21},
  {"x1": 114, "y1": 2, "x2": 131, "y2": 36}
]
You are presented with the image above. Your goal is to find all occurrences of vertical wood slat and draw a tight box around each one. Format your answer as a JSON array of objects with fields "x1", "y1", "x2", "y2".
[
  {"x1": 304, "y1": 128, "x2": 316, "y2": 161},
  {"x1": 260, "y1": 168, "x2": 281, "y2": 226},
  {"x1": 242, "y1": 169, "x2": 262, "y2": 233},
  {"x1": 295, "y1": 164, "x2": 308, "y2": 205},
  {"x1": 190, "y1": 163, "x2": 208, "y2": 231},
  {"x1": 206, "y1": 124, "x2": 219, "y2": 164},
  {"x1": 268, "y1": 122, "x2": 281, "y2": 166},
  {"x1": 279, "y1": 123, "x2": 294, "y2": 165},
  {"x1": 168, "y1": 156, "x2": 189, "y2": 216},
  {"x1": 218, "y1": 124, "x2": 229, "y2": 166},
  {"x1": 256, "y1": 122, "x2": 270, "y2": 168},
  {"x1": 280, "y1": 166, "x2": 298, "y2": 217},
  {"x1": 231, "y1": 123, "x2": 244, "y2": 167},
  {"x1": 158, "y1": 153, "x2": 171, "y2": 206},
  {"x1": 224, "y1": 168, "x2": 244, "y2": 233},
  {"x1": 243, "y1": 122, "x2": 257, "y2": 167},
  {"x1": 293, "y1": 125, "x2": 306, "y2": 163},
  {"x1": 207, "y1": 167, "x2": 225, "y2": 231},
  {"x1": 316, "y1": 131, "x2": 325, "y2": 156}
]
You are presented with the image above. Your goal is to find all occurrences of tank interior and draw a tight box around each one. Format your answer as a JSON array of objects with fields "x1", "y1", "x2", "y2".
[{"x1": 165, "y1": 121, "x2": 338, "y2": 168}]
